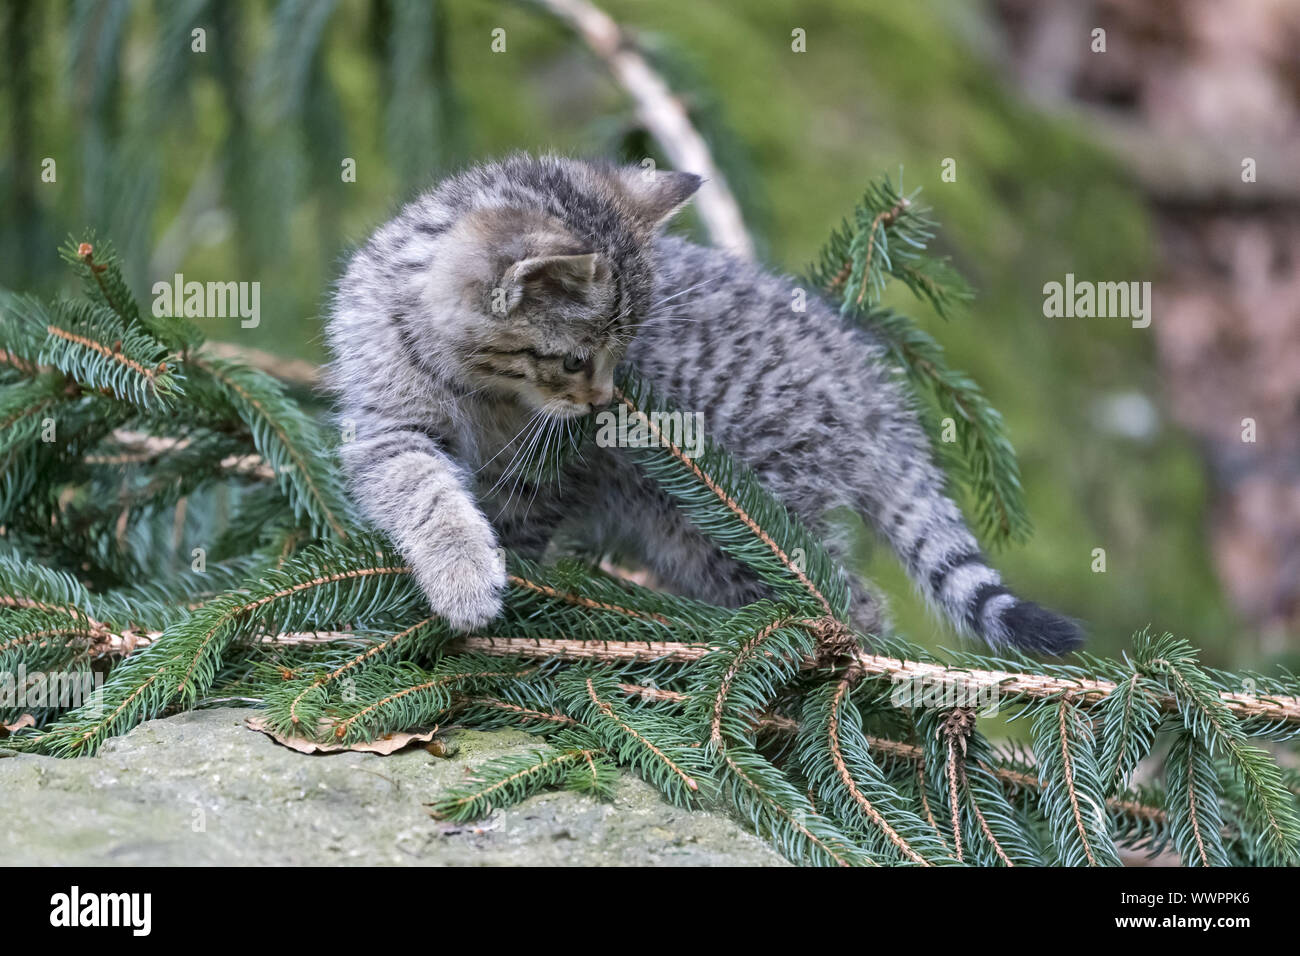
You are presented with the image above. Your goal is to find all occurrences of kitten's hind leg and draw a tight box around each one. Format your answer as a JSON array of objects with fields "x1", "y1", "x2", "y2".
[
  {"x1": 584, "y1": 460, "x2": 890, "y2": 634},
  {"x1": 581, "y1": 465, "x2": 770, "y2": 610},
  {"x1": 845, "y1": 575, "x2": 889, "y2": 637},
  {"x1": 639, "y1": 509, "x2": 889, "y2": 640}
]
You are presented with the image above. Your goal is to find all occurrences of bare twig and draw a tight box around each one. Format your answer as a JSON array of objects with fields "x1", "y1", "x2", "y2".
[
  {"x1": 201, "y1": 342, "x2": 322, "y2": 389},
  {"x1": 530, "y1": 0, "x2": 754, "y2": 258},
  {"x1": 88, "y1": 429, "x2": 275, "y2": 480}
]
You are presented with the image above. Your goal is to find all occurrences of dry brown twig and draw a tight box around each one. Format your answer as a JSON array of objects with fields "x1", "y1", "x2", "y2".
[
  {"x1": 530, "y1": 0, "x2": 754, "y2": 259},
  {"x1": 87, "y1": 429, "x2": 276, "y2": 480}
]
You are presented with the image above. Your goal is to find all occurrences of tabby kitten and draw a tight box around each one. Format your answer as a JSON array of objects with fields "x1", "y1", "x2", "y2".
[{"x1": 325, "y1": 154, "x2": 1082, "y2": 654}]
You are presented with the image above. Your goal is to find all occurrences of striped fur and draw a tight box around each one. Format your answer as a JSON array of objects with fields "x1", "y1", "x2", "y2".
[{"x1": 325, "y1": 154, "x2": 1082, "y2": 654}]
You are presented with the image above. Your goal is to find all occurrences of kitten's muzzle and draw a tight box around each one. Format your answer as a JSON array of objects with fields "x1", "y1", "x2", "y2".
[{"x1": 565, "y1": 382, "x2": 613, "y2": 412}]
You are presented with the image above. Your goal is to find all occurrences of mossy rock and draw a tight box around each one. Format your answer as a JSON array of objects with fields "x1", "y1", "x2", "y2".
[{"x1": 0, "y1": 708, "x2": 783, "y2": 866}]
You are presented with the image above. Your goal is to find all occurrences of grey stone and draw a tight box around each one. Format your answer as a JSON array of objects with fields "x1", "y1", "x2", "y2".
[{"x1": 0, "y1": 708, "x2": 784, "y2": 866}]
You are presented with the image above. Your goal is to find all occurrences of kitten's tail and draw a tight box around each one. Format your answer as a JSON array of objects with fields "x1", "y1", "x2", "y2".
[
  {"x1": 959, "y1": 582, "x2": 1084, "y2": 656},
  {"x1": 867, "y1": 465, "x2": 1083, "y2": 656}
]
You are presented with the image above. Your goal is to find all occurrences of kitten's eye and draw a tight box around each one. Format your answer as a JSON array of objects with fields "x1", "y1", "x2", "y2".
[{"x1": 562, "y1": 353, "x2": 586, "y2": 373}]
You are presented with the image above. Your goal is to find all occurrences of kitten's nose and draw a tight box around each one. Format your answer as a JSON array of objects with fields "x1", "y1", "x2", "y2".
[{"x1": 590, "y1": 383, "x2": 613, "y2": 409}]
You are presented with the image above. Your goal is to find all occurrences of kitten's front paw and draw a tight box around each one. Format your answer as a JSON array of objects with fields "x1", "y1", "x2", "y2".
[{"x1": 410, "y1": 531, "x2": 507, "y2": 632}]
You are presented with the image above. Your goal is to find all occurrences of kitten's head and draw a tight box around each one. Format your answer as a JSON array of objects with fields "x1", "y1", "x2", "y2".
[{"x1": 396, "y1": 156, "x2": 700, "y2": 417}]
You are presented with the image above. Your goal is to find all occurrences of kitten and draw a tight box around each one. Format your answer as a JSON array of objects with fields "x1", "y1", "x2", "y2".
[{"x1": 325, "y1": 154, "x2": 1082, "y2": 654}]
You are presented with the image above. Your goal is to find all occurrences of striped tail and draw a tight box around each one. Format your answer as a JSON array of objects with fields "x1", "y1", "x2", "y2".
[{"x1": 873, "y1": 471, "x2": 1083, "y2": 656}]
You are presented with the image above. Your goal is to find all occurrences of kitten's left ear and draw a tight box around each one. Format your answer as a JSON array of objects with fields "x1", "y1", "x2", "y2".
[
  {"x1": 501, "y1": 252, "x2": 607, "y2": 313},
  {"x1": 616, "y1": 167, "x2": 702, "y2": 229}
]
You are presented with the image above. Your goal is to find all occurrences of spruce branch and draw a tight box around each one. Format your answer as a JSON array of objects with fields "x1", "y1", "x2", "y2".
[
  {"x1": 806, "y1": 178, "x2": 1026, "y2": 546},
  {"x1": 264, "y1": 616, "x2": 446, "y2": 736},
  {"x1": 695, "y1": 610, "x2": 870, "y2": 866},
  {"x1": 507, "y1": 571, "x2": 673, "y2": 626},
  {"x1": 329, "y1": 658, "x2": 535, "y2": 745},
  {"x1": 428, "y1": 731, "x2": 611, "y2": 821},
  {"x1": 184, "y1": 355, "x2": 353, "y2": 539},
  {"x1": 944, "y1": 714, "x2": 966, "y2": 863},
  {"x1": 1030, "y1": 693, "x2": 1123, "y2": 867},
  {"x1": 1135, "y1": 632, "x2": 1300, "y2": 864},
  {"x1": 460, "y1": 696, "x2": 581, "y2": 730},
  {"x1": 21, "y1": 539, "x2": 422, "y2": 755},
  {"x1": 1, "y1": 293, "x2": 178, "y2": 409},
  {"x1": 60, "y1": 238, "x2": 135, "y2": 327},
  {"x1": 45, "y1": 301, "x2": 177, "y2": 407},
  {"x1": 0, "y1": 375, "x2": 77, "y2": 457},
  {"x1": 868, "y1": 731, "x2": 1175, "y2": 861},
  {"x1": 60, "y1": 238, "x2": 202, "y2": 353},
  {"x1": 797, "y1": 677, "x2": 949, "y2": 864},
  {"x1": 0, "y1": 608, "x2": 102, "y2": 723},
  {"x1": 0, "y1": 348, "x2": 40, "y2": 377},
  {"x1": 1164, "y1": 732, "x2": 1230, "y2": 867},
  {"x1": 75, "y1": 619, "x2": 1300, "y2": 728},
  {"x1": 1096, "y1": 668, "x2": 1163, "y2": 795},
  {"x1": 558, "y1": 668, "x2": 708, "y2": 805},
  {"x1": 918, "y1": 706, "x2": 1041, "y2": 867},
  {"x1": 809, "y1": 177, "x2": 973, "y2": 319}
]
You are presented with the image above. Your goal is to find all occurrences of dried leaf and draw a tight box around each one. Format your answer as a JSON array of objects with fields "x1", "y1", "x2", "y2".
[
  {"x1": 0, "y1": 714, "x2": 36, "y2": 738},
  {"x1": 245, "y1": 715, "x2": 440, "y2": 754}
]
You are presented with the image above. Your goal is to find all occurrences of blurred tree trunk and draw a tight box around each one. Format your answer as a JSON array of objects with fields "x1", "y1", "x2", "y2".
[{"x1": 995, "y1": 0, "x2": 1300, "y2": 652}]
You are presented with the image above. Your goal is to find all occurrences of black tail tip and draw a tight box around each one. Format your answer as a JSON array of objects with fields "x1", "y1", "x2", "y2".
[{"x1": 999, "y1": 601, "x2": 1085, "y2": 656}]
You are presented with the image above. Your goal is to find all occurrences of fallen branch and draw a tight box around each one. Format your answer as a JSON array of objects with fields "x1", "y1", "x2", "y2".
[{"x1": 81, "y1": 628, "x2": 1300, "y2": 725}]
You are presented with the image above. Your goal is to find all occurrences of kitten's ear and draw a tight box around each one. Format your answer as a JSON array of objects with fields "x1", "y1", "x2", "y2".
[
  {"x1": 501, "y1": 253, "x2": 605, "y2": 313},
  {"x1": 616, "y1": 167, "x2": 702, "y2": 229}
]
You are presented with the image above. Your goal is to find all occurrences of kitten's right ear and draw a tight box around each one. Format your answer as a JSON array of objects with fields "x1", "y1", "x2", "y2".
[{"x1": 614, "y1": 166, "x2": 702, "y2": 230}]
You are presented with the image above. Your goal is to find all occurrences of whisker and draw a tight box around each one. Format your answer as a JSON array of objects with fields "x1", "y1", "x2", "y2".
[
  {"x1": 483, "y1": 405, "x2": 550, "y2": 500},
  {"x1": 477, "y1": 403, "x2": 548, "y2": 474},
  {"x1": 635, "y1": 312, "x2": 704, "y2": 328},
  {"x1": 502, "y1": 400, "x2": 561, "y2": 491},
  {"x1": 520, "y1": 416, "x2": 564, "y2": 519},
  {"x1": 651, "y1": 272, "x2": 726, "y2": 308},
  {"x1": 502, "y1": 406, "x2": 562, "y2": 517}
]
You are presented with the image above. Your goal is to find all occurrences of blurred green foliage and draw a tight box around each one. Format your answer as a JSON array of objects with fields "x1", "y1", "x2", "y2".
[{"x1": 0, "y1": 0, "x2": 1241, "y2": 665}]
